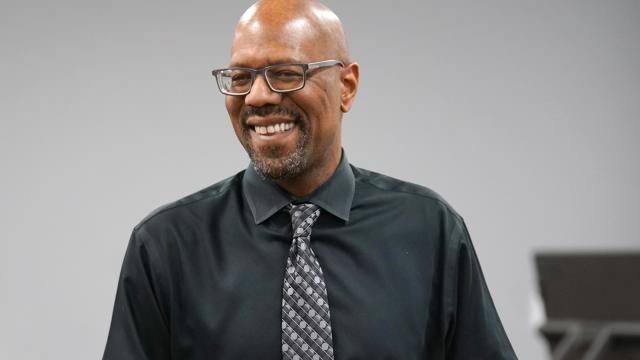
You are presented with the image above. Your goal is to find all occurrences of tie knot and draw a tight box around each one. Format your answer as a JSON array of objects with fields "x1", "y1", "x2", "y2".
[{"x1": 289, "y1": 203, "x2": 320, "y2": 237}]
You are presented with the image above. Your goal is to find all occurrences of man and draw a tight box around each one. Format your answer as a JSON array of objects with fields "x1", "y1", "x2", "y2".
[{"x1": 103, "y1": 0, "x2": 517, "y2": 359}]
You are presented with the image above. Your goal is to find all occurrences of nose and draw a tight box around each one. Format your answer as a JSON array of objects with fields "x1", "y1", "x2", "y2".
[{"x1": 244, "y1": 74, "x2": 282, "y2": 107}]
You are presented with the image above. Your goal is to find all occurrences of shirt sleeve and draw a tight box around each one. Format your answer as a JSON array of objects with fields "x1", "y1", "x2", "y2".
[
  {"x1": 103, "y1": 228, "x2": 171, "y2": 360},
  {"x1": 444, "y1": 219, "x2": 518, "y2": 360}
]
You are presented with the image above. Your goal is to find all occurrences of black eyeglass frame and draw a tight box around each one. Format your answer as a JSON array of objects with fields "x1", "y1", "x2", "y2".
[{"x1": 211, "y1": 59, "x2": 344, "y2": 96}]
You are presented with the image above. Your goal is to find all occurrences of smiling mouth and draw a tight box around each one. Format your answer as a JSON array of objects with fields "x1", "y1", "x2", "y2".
[{"x1": 250, "y1": 121, "x2": 296, "y2": 135}]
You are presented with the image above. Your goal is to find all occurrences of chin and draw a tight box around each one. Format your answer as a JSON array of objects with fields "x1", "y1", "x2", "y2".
[
  {"x1": 250, "y1": 148, "x2": 307, "y2": 180},
  {"x1": 245, "y1": 126, "x2": 310, "y2": 180}
]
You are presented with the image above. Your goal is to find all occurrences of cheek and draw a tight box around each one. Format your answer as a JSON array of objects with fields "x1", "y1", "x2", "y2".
[
  {"x1": 313, "y1": 86, "x2": 342, "y2": 135},
  {"x1": 302, "y1": 83, "x2": 341, "y2": 123},
  {"x1": 225, "y1": 97, "x2": 246, "y2": 140},
  {"x1": 225, "y1": 96, "x2": 241, "y2": 119}
]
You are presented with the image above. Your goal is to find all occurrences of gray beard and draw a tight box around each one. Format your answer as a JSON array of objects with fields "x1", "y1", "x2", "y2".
[{"x1": 245, "y1": 126, "x2": 309, "y2": 181}]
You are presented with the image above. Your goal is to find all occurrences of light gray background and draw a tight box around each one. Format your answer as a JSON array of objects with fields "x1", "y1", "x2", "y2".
[{"x1": 1, "y1": 0, "x2": 638, "y2": 359}]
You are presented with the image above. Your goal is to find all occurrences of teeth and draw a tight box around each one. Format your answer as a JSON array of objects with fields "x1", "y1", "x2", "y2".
[{"x1": 254, "y1": 122, "x2": 295, "y2": 135}]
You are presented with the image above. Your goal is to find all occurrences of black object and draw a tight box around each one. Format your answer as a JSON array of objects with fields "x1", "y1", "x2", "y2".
[
  {"x1": 536, "y1": 252, "x2": 640, "y2": 360},
  {"x1": 102, "y1": 153, "x2": 517, "y2": 359}
]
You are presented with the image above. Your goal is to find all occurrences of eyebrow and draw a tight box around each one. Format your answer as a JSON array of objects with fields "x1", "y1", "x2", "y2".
[{"x1": 229, "y1": 59, "x2": 304, "y2": 68}]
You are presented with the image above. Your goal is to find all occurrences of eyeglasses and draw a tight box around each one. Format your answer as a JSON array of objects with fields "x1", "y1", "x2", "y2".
[{"x1": 211, "y1": 59, "x2": 344, "y2": 96}]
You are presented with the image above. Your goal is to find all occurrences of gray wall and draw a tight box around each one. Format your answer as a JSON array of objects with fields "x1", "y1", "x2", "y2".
[{"x1": 1, "y1": 1, "x2": 639, "y2": 359}]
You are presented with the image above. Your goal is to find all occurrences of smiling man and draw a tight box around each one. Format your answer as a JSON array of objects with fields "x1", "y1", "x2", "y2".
[{"x1": 103, "y1": 1, "x2": 517, "y2": 359}]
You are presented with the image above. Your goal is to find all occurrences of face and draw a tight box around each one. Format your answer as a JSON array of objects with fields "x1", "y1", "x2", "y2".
[{"x1": 225, "y1": 19, "x2": 345, "y2": 181}]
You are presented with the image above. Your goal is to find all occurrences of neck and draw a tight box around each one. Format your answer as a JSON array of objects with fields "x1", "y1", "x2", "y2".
[{"x1": 276, "y1": 148, "x2": 341, "y2": 198}]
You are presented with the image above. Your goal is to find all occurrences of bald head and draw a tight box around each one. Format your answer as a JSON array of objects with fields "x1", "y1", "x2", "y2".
[{"x1": 232, "y1": 0, "x2": 350, "y2": 63}]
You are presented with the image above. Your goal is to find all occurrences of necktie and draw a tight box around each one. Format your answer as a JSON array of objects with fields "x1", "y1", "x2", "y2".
[{"x1": 281, "y1": 203, "x2": 335, "y2": 360}]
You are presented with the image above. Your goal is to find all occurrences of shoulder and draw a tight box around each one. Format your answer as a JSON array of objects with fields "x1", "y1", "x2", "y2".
[
  {"x1": 351, "y1": 164, "x2": 464, "y2": 226},
  {"x1": 132, "y1": 170, "x2": 244, "y2": 236}
]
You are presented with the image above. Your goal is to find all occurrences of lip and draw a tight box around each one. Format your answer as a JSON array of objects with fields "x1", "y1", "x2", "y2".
[
  {"x1": 249, "y1": 122, "x2": 298, "y2": 142},
  {"x1": 246, "y1": 115, "x2": 297, "y2": 129}
]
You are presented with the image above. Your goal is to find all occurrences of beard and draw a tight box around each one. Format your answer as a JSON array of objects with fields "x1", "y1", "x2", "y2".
[{"x1": 239, "y1": 105, "x2": 310, "y2": 180}]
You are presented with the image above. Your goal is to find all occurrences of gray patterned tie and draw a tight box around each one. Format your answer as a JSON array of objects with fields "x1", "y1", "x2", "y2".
[{"x1": 281, "y1": 203, "x2": 335, "y2": 360}]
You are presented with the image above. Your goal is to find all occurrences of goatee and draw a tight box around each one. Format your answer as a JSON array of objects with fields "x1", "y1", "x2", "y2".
[{"x1": 240, "y1": 105, "x2": 309, "y2": 180}]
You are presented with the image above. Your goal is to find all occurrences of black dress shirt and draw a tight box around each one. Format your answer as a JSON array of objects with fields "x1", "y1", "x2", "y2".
[{"x1": 103, "y1": 152, "x2": 517, "y2": 359}]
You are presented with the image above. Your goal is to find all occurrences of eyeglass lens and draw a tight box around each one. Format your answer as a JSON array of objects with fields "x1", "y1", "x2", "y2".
[{"x1": 218, "y1": 64, "x2": 305, "y2": 94}]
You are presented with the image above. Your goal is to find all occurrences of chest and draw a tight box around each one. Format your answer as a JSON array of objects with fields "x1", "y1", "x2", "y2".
[{"x1": 166, "y1": 226, "x2": 444, "y2": 359}]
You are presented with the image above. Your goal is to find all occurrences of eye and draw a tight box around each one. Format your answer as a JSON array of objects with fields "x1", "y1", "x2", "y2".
[
  {"x1": 270, "y1": 70, "x2": 303, "y2": 83},
  {"x1": 231, "y1": 73, "x2": 252, "y2": 85}
]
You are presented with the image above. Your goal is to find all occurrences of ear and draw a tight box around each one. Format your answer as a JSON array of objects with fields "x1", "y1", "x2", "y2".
[{"x1": 340, "y1": 62, "x2": 359, "y2": 113}]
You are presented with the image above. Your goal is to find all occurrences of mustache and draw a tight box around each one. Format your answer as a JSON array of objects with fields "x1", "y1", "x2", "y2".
[{"x1": 241, "y1": 105, "x2": 301, "y2": 125}]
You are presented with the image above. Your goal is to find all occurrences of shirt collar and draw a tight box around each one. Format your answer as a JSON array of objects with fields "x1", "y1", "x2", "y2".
[{"x1": 243, "y1": 150, "x2": 355, "y2": 224}]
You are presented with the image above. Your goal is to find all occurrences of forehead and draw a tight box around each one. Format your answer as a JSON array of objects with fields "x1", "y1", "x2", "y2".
[{"x1": 229, "y1": 18, "x2": 326, "y2": 67}]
